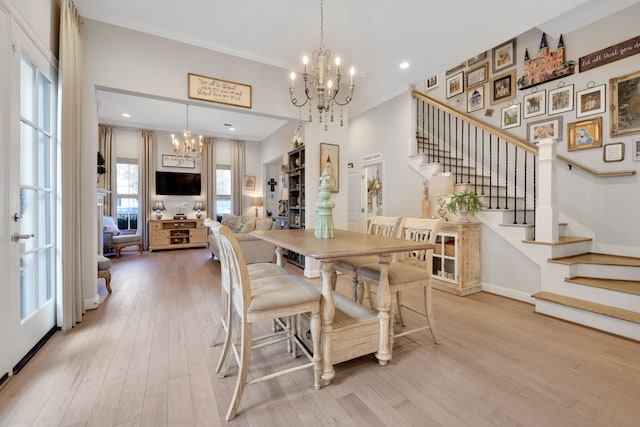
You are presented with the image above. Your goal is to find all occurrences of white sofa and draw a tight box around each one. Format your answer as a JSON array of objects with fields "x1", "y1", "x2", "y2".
[{"x1": 208, "y1": 215, "x2": 276, "y2": 264}]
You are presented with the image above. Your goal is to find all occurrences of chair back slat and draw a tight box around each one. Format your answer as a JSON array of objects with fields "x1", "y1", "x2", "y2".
[
  {"x1": 367, "y1": 215, "x2": 404, "y2": 238},
  {"x1": 398, "y1": 217, "x2": 443, "y2": 268}
]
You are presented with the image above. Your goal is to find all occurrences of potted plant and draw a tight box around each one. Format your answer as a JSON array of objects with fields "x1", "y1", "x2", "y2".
[
  {"x1": 97, "y1": 151, "x2": 106, "y2": 186},
  {"x1": 445, "y1": 190, "x2": 485, "y2": 222},
  {"x1": 266, "y1": 210, "x2": 273, "y2": 218}
]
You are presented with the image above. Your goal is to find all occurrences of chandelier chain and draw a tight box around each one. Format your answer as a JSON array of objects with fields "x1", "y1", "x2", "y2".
[{"x1": 320, "y1": 0, "x2": 324, "y2": 49}]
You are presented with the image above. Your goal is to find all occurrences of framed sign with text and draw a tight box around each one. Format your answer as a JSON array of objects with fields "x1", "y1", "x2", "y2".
[{"x1": 188, "y1": 73, "x2": 252, "y2": 109}]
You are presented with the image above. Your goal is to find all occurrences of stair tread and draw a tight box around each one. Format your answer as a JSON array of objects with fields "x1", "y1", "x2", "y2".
[
  {"x1": 549, "y1": 252, "x2": 640, "y2": 266},
  {"x1": 523, "y1": 236, "x2": 592, "y2": 245},
  {"x1": 565, "y1": 276, "x2": 640, "y2": 296},
  {"x1": 533, "y1": 291, "x2": 640, "y2": 324}
]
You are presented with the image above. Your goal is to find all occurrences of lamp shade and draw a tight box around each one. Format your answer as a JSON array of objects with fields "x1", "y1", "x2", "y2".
[
  {"x1": 193, "y1": 201, "x2": 205, "y2": 211},
  {"x1": 251, "y1": 197, "x2": 263, "y2": 207},
  {"x1": 152, "y1": 201, "x2": 166, "y2": 211}
]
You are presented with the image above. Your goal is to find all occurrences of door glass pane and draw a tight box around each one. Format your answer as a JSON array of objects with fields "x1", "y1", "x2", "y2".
[
  {"x1": 20, "y1": 253, "x2": 36, "y2": 319},
  {"x1": 20, "y1": 59, "x2": 34, "y2": 122},
  {"x1": 38, "y1": 249, "x2": 51, "y2": 304},
  {"x1": 38, "y1": 190, "x2": 51, "y2": 246},
  {"x1": 20, "y1": 189, "x2": 36, "y2": 252},
  {"x1": 39, "y1": 133, "x2": 52, "y2": 188},
  {"x1": 38, "y1": 74, "x2": 52, "y2": 133},
  {"x1": 20, "y1": 122, "x2": 35, "y2": 186}
]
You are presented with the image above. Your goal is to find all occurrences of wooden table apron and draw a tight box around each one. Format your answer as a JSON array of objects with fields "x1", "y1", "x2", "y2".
[{"x1": 251, "y1": 228, "x2": 435, "y2": 385}]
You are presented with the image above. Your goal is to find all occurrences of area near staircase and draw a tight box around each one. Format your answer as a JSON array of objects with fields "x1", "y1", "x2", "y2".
[{"x1": 411, "y1": 91, "x2": 640, "y2": 341}]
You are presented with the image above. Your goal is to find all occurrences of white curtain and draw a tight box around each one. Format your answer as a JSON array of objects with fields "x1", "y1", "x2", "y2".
[
  {"x1": 59, "y1": 0, "x2": 84, "y2": 329},
  {"x1": 231, "y1": 140, "x2": 245, "y2": 215},
  {"x1": 98, "y1": 124, "x2": 114, "y2": 215},
  {"x1": 141, "y1": 130, "x2": 154, "y2": 249},
  {"x1": 203, "y1": 137, "x2": 216, "y2": 220}
]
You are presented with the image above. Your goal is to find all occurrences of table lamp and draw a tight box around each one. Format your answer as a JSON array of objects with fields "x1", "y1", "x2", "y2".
[
  {"x1": 152, "y1": 201, "x2": 166, "y2": 219},
  {"x1": 193, "y1": 201, "x2": 205, "y2": 219},
  {"x1": 251, "y1": 197, "x2": 263, "y2": 218}
]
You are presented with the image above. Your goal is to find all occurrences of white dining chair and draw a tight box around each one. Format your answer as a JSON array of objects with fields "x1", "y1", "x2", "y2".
[
  {"x1": 212, "y1": 223, "x2": 322, "y2": 421},
  {"x1": 330, "y1": 215, "x2": 404, "y2": 303},
  {"x1": 358, "y1": 217, "x2": 444, "y2": 351}
]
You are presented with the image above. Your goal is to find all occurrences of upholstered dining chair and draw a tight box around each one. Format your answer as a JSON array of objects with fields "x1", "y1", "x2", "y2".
[
  {"x1": 330, "y1": 215, "x2": 404, "y2": 303},
  {"x1": 204, "y1": 219, "x2": 289, "y2": 350},
  {"x1": 357, "y1": 217, "x2": 444, "y2": 350},
  {"x1": 212, "y1": 223, "x2": 322, "y2": 421}
]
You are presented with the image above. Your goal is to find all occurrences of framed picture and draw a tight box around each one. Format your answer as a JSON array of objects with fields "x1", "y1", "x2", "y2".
[
  {"x1": 548, "y1": 84, "x2": 574, "y2": 115},
  {"x1": 446, "y1": 62, "x2": 465, "y2": 75},
  {"x1": 603, "y1": 142, "x2": 625, "y2": 162},
  {"x1": 467, "y1": 86, "x2": 484, "y2": 113},
  {"x1": 490, "y1": 70, "x2": 516, "y2": 105},
  {"x1": 492, "y1": 38, "x2": 516, "y2": 73},
  {"x1": 610, "y1": 70, "x2": 640, "y2": 136},
  {"x1": 320, "y1": 143, "x2": 339, "y2": 192},
  {"x1": 465, "y1": 62, "x2": 488, "y2": 89},
  {"x1": 425, "y1": 75, "x2": 438, "y2": 91},
  {"x1": 576, "y1": 84, "x2": 606, "y2": 118},
  {"x1": 527, "y1": 117, "x2": 563, "y2": 143},
  {"x1": 243, "y1": 175, "x2": 256, "y2": 191},
  {"x1": 501, "y1": 104, "x2": 521, "y2": 129},
  {"x1": 467, "y1": 51, "x2": 487, "y2": 67},
  {"x1": 633, "y1": 139, "x2": 640, "y2": 161},
  {"x1": 567, "y1": 117, "x2": 602, "y2": 151},
  {"x1": 162, "y1": 154, "x2": 195, "y2": 169},
  {"x1": 446, "y1": 71, "x2": 464, "y2": 98},
  {"x1": 523, "y1": 90, "x2": 546, "y2": 118}
]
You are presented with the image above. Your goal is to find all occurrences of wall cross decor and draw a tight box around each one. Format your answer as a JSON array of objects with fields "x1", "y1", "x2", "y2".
[{"x1": 267, "y1": 178, "x2": 278, "y2": 191}]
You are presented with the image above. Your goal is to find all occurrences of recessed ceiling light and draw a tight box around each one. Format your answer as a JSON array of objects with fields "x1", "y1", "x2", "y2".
[
  {"x1": 399, "y1": 62, "x2": 410, "y2": 70},
  {"x1": 122, "y1": 113, "x2": 131, "y2": 118},
  {"x1": 229, "y1": 127, "x2": 236, "y2": 132}
]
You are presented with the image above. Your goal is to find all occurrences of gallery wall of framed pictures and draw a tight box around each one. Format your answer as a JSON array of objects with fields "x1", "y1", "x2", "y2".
[{"x1": 430, "y1": 29, "x2": 640, "y2": 164}]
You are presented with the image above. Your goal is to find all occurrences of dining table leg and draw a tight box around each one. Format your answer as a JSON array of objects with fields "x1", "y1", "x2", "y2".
[
  {"x1": 319, "y1": 260, "x2": 336, "y2": 385},
  {"x1": 375, "y1": 253, "x2": 392, "y2": 366}
]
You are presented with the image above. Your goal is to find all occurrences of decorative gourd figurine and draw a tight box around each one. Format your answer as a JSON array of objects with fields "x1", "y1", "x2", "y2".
[{"x1": 314, "y1": 169, "x2": 335, "y2": 238}]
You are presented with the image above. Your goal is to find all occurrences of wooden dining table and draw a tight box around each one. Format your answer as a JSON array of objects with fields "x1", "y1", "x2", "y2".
[{"x1": 251, "y1": 228, "x2": 435, "y2": 385}]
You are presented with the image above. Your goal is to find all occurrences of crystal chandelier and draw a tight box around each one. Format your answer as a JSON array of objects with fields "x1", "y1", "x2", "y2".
[
  {"x1": 289, "y1": 0, "x2": 355, "y2": 130},
  {"x1": 172, "y1": 104, "x2": 203, "y2": 160}
]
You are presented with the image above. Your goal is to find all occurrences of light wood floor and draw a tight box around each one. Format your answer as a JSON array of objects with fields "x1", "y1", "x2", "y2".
[{"x1": 1, "y1": 247, "x2": 639, "y2": 426}]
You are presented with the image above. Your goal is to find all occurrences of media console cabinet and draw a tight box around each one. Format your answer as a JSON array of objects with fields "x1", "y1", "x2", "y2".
[{"x1": 149, "y1": 219, "x2": 207, "y2": 251}]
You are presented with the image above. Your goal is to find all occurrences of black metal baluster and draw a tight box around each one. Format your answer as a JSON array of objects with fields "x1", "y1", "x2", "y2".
[
  {"x1": 495, "y1": 138, "x2": 500, "y2": 209},
  {"x1": 504, "y1": 140, "x2": 509, "y2": 210},
  {"x1": 513, "y1": 148, "x2": 518, "y2": 224},
  {"x1": 489, "y1": 134, "x2": 493, "y2": 209}
]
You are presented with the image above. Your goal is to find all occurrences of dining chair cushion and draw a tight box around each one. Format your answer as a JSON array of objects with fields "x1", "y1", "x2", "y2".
[
  {"x1": 246, "y1": 263, "x2": 288, "y2": 280},
  {"x1": 247, "y1": 275, "x2": 320, "y2": 318},
  {"x1": 357, "y1": 262, "x2": 428, "y2": 284},
  {"x1": 333, "y1": 255, "x2": 378, "y2": 273}
]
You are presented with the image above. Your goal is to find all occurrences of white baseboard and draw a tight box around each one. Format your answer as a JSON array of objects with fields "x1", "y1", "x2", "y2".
[
  {"x1": 84, "y1": 294, "x2": 100, "y2": 310},
  {"x1": 481, "y1": 282, "x2": 535, "y2": 304}
]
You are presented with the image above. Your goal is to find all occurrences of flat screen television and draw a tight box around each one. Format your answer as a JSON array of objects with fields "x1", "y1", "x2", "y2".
[{"x1": 156, "y1": 171, "x2": 201, "y2": 196}]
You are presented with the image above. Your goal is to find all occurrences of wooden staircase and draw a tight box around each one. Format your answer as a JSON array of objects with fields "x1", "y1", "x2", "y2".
[
  {"x1": 533, "y1": 253, "x2": 640, "y2": 341},
  {"x1": 411, "y1": 91, "x2": 639, "y2": 341}
]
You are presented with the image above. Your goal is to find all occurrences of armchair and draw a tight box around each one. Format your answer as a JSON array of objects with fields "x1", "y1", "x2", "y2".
[{"x1": 103, "y1": 216, "x2": 143, "y2": 258}]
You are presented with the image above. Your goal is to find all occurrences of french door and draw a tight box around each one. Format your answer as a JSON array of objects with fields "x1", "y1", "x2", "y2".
[{"x1": 3, "y1": 14, "x2": 58, "y2": 377}]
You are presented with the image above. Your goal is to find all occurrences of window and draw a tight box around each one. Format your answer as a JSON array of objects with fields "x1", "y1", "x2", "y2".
[
  {"x1": 116, "y1": 159, "x2": 139, "y2": 231},
  {"x1": 216, "y1": 165, "x2": 231, "y2": 220}
]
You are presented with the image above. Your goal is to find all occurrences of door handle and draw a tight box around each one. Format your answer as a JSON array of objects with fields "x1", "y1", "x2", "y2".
[{"x1": 12, "y1": 232, "x2": 34, "y2": 242}]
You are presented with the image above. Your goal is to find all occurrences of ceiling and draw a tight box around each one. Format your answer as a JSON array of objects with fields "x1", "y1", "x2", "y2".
[{"x1": 76, "y1": 0, "x2": 636, "y2": 142}]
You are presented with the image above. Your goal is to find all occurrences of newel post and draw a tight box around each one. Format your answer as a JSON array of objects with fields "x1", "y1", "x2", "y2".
[{"x1": 535, "y1": 138, "x2": 559, "y2": 242}]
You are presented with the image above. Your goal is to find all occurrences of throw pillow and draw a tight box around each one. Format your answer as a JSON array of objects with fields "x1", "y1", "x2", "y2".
[
  {"x1": 254, "y1": 218, "x2": 274, "y2": 231},
  {"x1": 240, "y1": 218, "x2": 256, "y2": 233}
]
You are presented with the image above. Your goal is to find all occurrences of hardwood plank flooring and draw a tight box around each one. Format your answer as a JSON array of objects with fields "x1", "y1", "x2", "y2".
[{"x1": 1, "y1": 247, "x2": 639, "y2": 426}]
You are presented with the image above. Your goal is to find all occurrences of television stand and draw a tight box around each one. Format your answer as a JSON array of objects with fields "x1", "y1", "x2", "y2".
[{"x1": 149, "y1": 219, "x2": 207, "y2": 251}]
